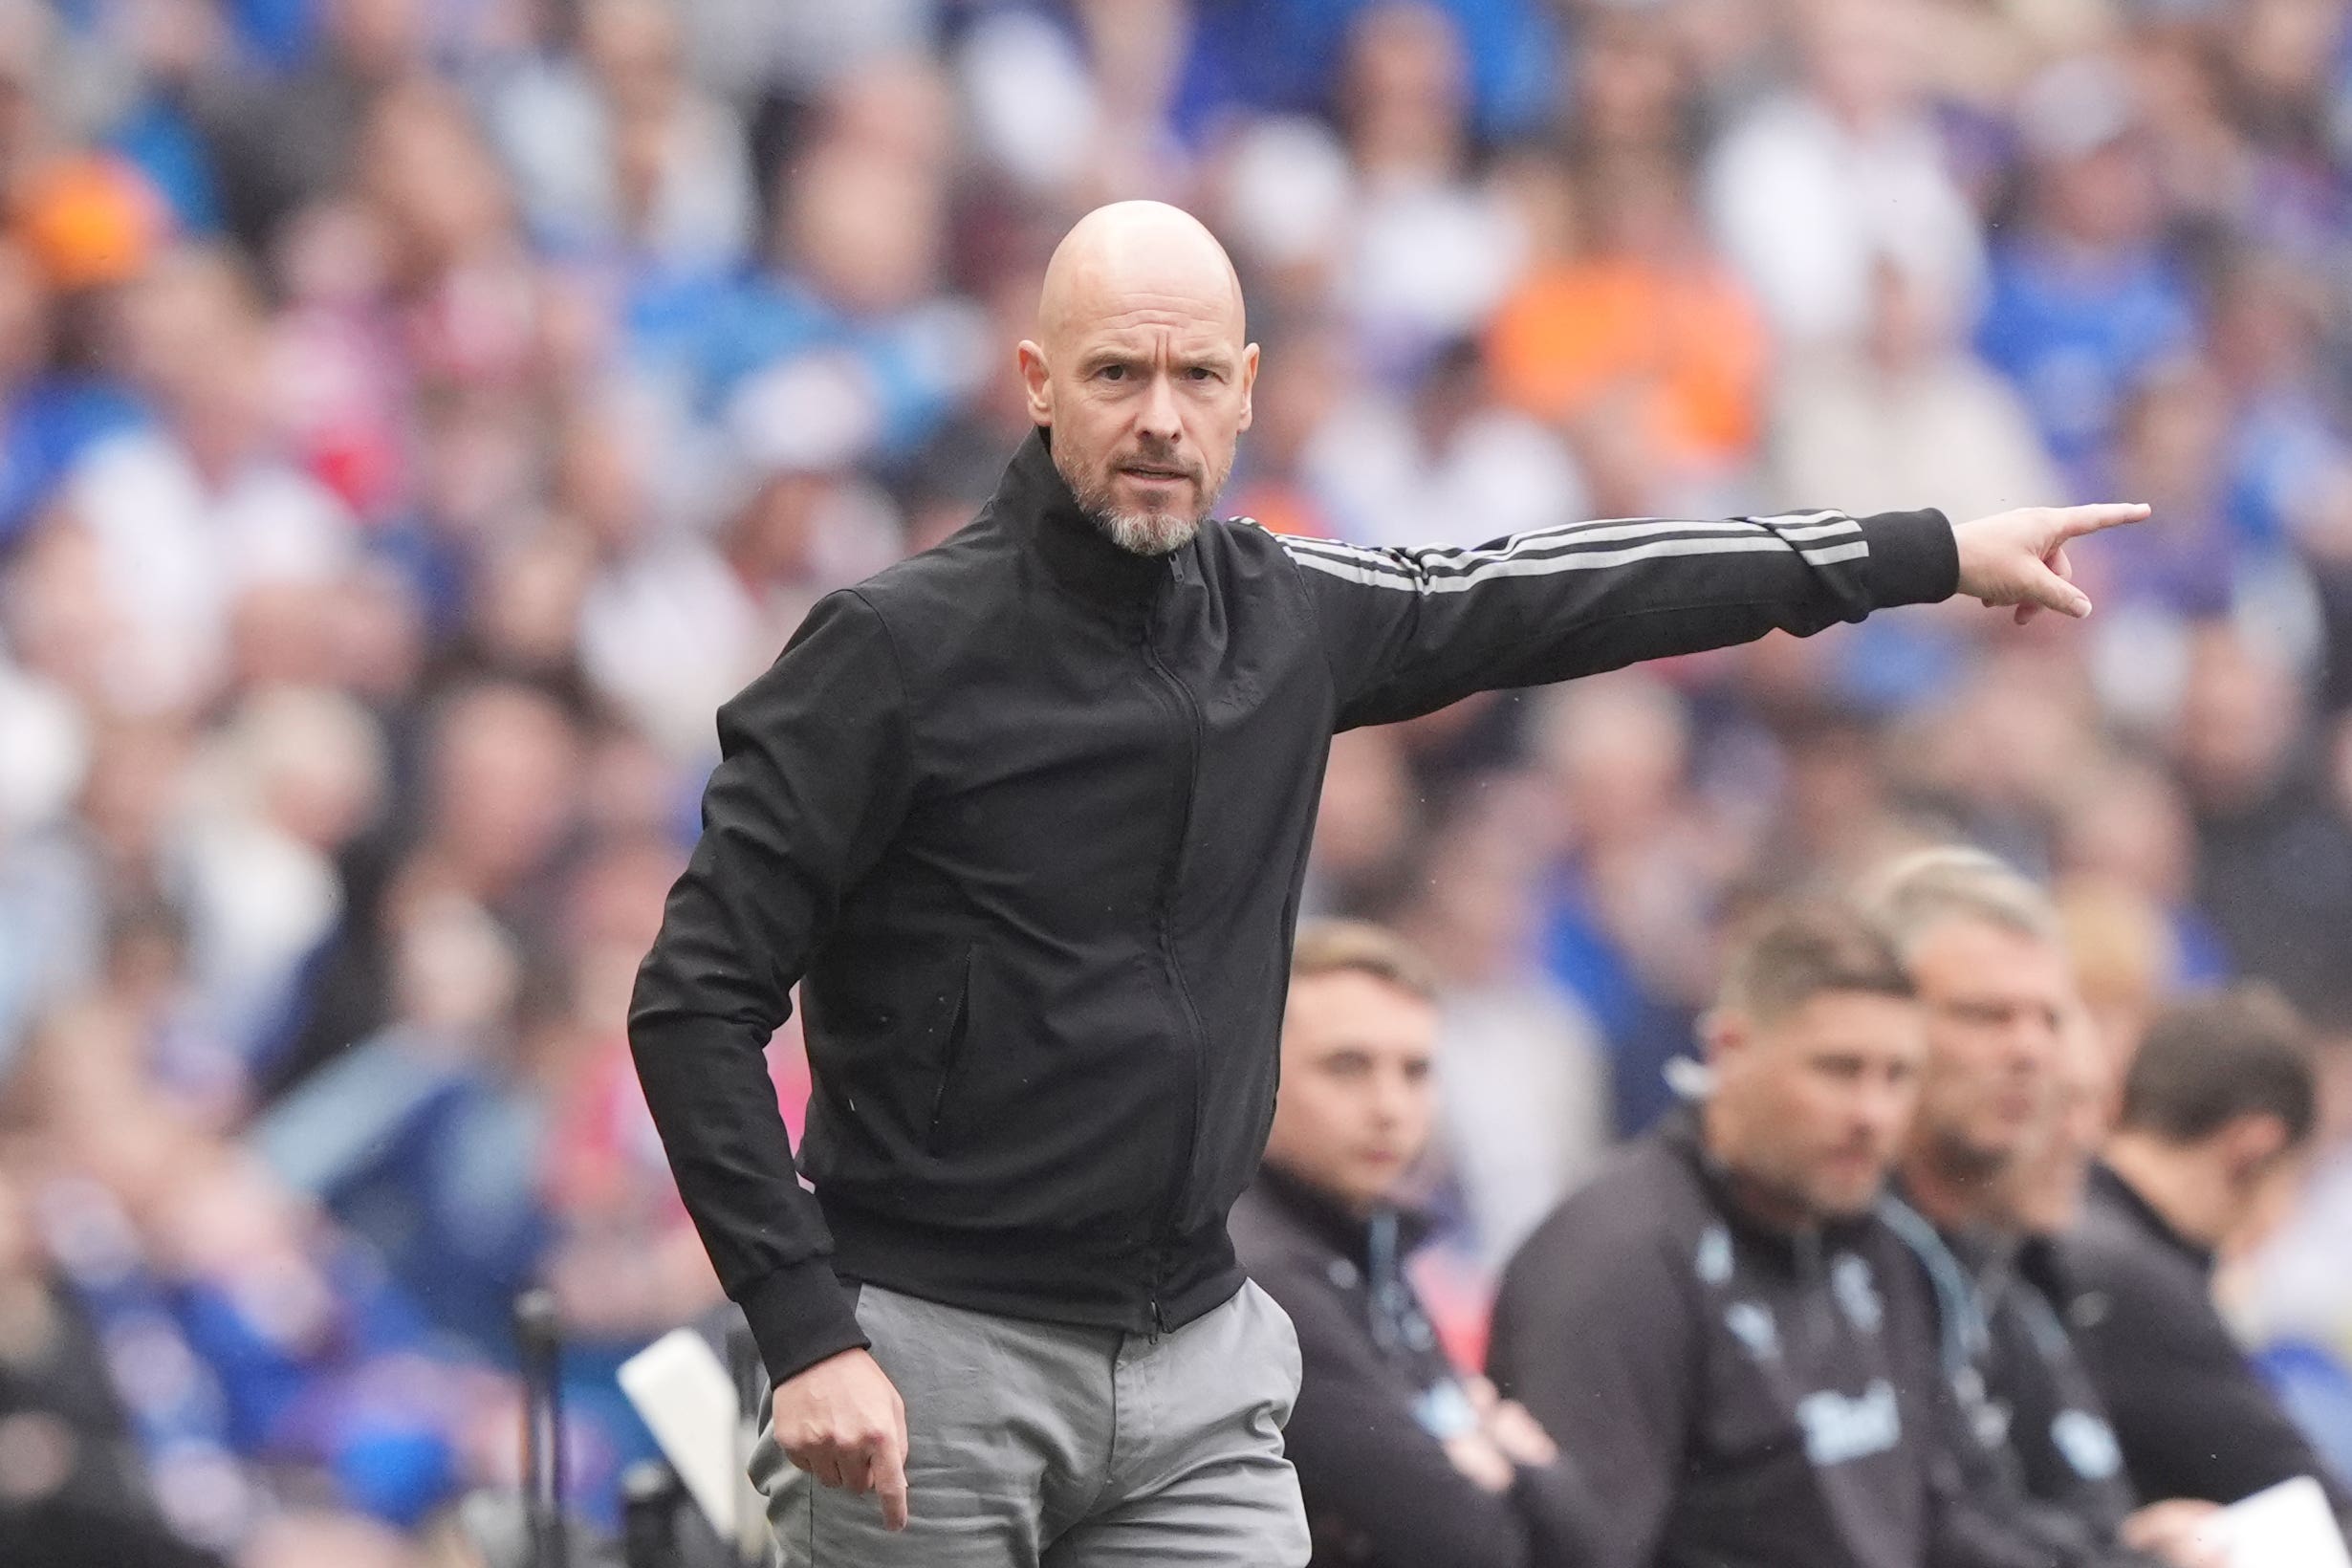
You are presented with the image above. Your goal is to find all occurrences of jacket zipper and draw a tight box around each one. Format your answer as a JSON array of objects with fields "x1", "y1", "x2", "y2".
[{"x1": 1141, "y1": 604, "x2": 1208, "y2": 1338}]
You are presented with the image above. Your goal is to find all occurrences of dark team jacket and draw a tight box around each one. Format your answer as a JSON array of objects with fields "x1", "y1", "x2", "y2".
[
  {"x1": 627, "y1": 427, "x2": 1959, "y2": 1385},
  {"x1": 1230, "y1": 1166, "x2": 1599, "y2": 1568},
  {"x1": 1488, "y1": 1111, "x2": 1957, "y2": 1568},
  {"x1": 1486, "y1": 1113, "x2": 2128, "y2": 1568},
  {"x1": 1880, "y1": 1197, "x2": 2163, "y2": 1568},
  {"x1": 2061, "y1": 1164, "x2": 2352, "y2": 1527}
]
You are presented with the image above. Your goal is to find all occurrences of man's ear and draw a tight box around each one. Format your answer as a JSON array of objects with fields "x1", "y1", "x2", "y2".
[
  {"x1": 1016, "y1": 339, "x2": 1053, "y2": 427},
  {"x1": 1700, "y1": 1008, "x2": 1746, "y2": 1067},
  {"x1": 2217, "y1": 1112, "x2": 2293, "y2": 1187},
  {"x1": 1235, "y1": 340, "x2": 1261, "y2": 432}
]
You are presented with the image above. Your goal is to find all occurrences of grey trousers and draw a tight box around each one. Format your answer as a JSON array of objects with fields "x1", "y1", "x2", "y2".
[{"x1": 751, "y1": 1279, "x2": 1310, "y2": 1567}]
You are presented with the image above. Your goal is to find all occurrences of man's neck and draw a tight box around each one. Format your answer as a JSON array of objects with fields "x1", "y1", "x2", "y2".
[
  {"x1": 1699, "y1": 1103, "x2": 1821, "y2": 1236},
  {"x1": 2102, "y1": 1134, "x2": 2222, "y2": 1251},
  {"x1": 1260, "y1": 1158, "x2": 1377, "y2": 1228}
]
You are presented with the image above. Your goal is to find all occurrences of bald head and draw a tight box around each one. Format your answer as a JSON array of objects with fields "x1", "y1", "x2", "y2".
[
  {"x1": 1035, "y1": 202, "x2": 1248, "y2": 356},
  {"x1": 1018, "y1": 203, "x2": 1258, "y2": 556}
]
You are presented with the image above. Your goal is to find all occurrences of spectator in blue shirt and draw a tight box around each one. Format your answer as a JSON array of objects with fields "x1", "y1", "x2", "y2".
[{"x1": 1975, "y1": 58, "x2": 2196, "y2": 497}]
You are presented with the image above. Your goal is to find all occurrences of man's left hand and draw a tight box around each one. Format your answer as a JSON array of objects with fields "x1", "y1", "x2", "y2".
[{"x1": 1950, "y1": 503, "x2": 2151, "y2": 624}]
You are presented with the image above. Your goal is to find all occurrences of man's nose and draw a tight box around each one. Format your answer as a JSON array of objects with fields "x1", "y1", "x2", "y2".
[
  {"x1": 1858, "y1": 1078, "x2": 1909, "y2": 1142},
  {"x1": 1137, "y1": 373, "x2": 1183, "y2": 444},
  {"x1": 2009, "y1": 1016, "x2": 2056, "y2": 1074},
  {"x1": 1370, "y1": 1070, "x2": 1416, "y2": 1126}
]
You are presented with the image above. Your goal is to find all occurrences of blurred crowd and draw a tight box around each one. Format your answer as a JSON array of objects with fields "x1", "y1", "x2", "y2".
[{"x1": 0, "y1": 0, "x2": 2350, "y2": 1559}]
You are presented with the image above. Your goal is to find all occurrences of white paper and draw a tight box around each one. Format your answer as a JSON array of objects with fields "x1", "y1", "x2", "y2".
[
  {"x1": 618, "y1": 1328, "x2": 743, "y2": 1536},
  {"x1": 2217, "y1": 1476, "x2": 2352, "y2": 1568}
]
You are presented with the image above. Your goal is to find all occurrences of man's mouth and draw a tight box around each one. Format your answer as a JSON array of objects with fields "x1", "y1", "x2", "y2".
[{"x1": 1122, "y1": 464, "x2": 1192, "y2": 481}]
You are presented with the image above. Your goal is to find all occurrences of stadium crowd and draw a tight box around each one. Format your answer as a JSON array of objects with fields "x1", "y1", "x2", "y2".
[{"x1": 0, "y1": 0, "x2": 2349, "y2": 1560}]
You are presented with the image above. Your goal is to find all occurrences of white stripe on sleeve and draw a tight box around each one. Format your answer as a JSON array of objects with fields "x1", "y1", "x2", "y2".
[{"x1": 1280, "y1": 528, "x2": 1871, "y2": 593}]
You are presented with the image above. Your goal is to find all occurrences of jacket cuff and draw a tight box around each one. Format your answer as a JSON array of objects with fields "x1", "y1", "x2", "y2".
[
  {"x1": 739, "y1": 1257, "x2": 869, "y2": 1388},
  {"x1": 1857, "y1": 508, "x2": 1959, "y2": 609}
]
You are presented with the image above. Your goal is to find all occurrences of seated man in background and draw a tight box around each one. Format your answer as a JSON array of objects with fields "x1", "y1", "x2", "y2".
[
  {"x1": 1230, "y1": 921, "x2": 1597, "y2": 1568},
  {"x1": 2064, "y1": 988, "x2": 2352, "y2": 1528},
  {"x1": 1867, "y1": 849, "x2": 2219, "y2": 1567},
  {"x1": 1992, "y1": 1013, "x2": 2193, "y2": 1539},
  {"x1": 1486, "y1": 903, "x2": 1951, "y2": 1568}
]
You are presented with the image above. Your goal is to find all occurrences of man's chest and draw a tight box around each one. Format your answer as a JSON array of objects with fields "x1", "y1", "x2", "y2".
[{"x1": 882, "y1": 577, "x2": 1336, "y2": 914}]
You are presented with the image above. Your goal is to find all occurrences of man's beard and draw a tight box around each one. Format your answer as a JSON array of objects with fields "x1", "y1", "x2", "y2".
[
  {"x1": 1060, "y1": 448, "x2": 1230, "y2": 557},
  {"x1": 1098, "y1": 508, "x2": 1199, "y2": 557},
  {"x1": 1927, "y1": 1115, "x2": 2014, "y2": 1187}
]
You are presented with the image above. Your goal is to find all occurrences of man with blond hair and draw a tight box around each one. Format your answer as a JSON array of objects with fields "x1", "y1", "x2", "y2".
[
  {"x1": 1867, "y1": 847, "x2": 2224, "y2": 1567},
  {"x1": 1231, "y1": 921, "x2": 1597, "y2": 1567},
  {"x1": 629, "y1": 196, "x2": 2145, "y2": 1565}
]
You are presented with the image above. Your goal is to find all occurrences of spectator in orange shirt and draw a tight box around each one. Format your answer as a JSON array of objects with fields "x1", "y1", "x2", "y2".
[{"x1": 1484, "y1": 147, "x2": 1767, "y2": 511}]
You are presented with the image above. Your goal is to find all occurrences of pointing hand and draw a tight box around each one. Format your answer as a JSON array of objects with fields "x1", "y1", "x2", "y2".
[{"x1": 1950, "y1": 503, "x2": 2151, "y2": 624}]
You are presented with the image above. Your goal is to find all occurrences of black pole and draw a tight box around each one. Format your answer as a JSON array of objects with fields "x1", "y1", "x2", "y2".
[
  {"x1": 515, "y1": 1288, "x2": 568, "y2": 1568},
  {"x1": 620, "y1": 1459, "x2": 683, "y2": 1568}
]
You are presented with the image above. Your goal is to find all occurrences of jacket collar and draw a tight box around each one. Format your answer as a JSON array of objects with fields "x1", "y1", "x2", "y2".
[
  {"x1": 2087, "y1": 1160, "x2": 2215, "y2": 1276},
  {"x1": 992, "y1": 427, "x2": 1176, "y2": 610},
  {"x1": 1252, "y1": 1162, "x2": 1436, "y2": 1270}
]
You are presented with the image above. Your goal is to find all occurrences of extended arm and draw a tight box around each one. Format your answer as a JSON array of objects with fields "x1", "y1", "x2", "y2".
[{"x1": 1282, "y1": 502, "x2": 2145, "y2": 730}]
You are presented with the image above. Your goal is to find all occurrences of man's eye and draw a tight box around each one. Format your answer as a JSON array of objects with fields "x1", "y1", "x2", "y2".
[
  {"x1": 1099, "y1": 364, "x2": 1126, "y2": 381},
  {"x1": 1187, "y1": 366, "x2": 1214, "y2": 381}
]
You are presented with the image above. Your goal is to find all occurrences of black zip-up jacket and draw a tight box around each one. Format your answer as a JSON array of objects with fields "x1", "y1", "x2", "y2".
[
  {"x1": 1880, "y1": 1197, "x2": 2161, "y2": 1568},
  {"x1": 2061, "y1": 1164, "x2": 2352, "y2": 1528},
  {"x1": 1230, "y1": 1166, "x2": 1598, "y2": 1567},
  {"x1": 628, "y1": 429, "x2": 1959, "y2": 1385}
]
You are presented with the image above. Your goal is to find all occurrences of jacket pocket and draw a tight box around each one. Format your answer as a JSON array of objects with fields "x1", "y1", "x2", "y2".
[{"x1": 923, "y1": 948, "x2": 976, "y2": 1152}]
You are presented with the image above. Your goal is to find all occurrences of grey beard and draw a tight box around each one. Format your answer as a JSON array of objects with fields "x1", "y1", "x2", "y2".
[
  {"x1": 1059, "y1": 452, "x2": 1221, "y2": 557},
  {"x1": 1097, "y1": 510, "x2": 1201, "y2": 556}
]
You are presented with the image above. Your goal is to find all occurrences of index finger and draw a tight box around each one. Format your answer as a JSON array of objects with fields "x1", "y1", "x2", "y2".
[
  {"x1": 2051, "y1": 502, "x2": 2151, "y2": 540},
  {"x1": 876, "y1": 1446, "x2": 909, "y2": 1532}
]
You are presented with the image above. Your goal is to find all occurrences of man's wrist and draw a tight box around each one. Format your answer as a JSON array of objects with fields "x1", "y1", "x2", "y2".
[
  {"x1": 740, "y1": 1257, "x2": 869, "y2": 1387},
  {"x1": 1858, "y1": 508, "x2": 1960, "y2": 608}
]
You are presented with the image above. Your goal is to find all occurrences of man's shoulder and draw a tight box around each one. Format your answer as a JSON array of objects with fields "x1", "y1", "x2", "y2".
[
  {"x1": 1502, "y1": 1134, "x2": 1702, "y2": 1287},
  {"x1": 843, "y1": 517, "x2": 1007, "y2": 611},
  {"x1": 2063, "y1": 1225, "x2": 2204, "y2": 1318},
  {"x1": 2066, "y1": 1179, "x2": 2197, "y2": 1283},
  {"x1": 2058, "y1": 1186, "x2": 2220, "y2": 1358},
  {"x1": 1228, "y1": 1181, "x2": 1331, "y2": 1286},
  {"x1": 1200, "y1": 514, "x2": 1333, "y2": 580},
  {"x1": 817, "y1": 519, "x2": 1018, "y2": 668}
]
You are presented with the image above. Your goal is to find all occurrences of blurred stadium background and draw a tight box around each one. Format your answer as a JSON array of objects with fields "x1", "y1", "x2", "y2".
[{"x1": 1, "y1": 0, "x2": 2350, "y2": 1560}]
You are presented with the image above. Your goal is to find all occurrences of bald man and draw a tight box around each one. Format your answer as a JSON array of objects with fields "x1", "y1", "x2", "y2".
[{"x1": 629, "y1": 201, "x2": 2145, "y2": 1566}]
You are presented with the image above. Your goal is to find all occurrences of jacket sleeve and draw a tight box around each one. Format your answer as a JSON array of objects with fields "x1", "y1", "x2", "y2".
[
  {"x1": 1274, "y1": 508, "x2": 1958, "y2": 730},
  {"x1": 1487, "y1": 1214, "x2": 1693, "y2": 1568},
  {"x1": 2071, "y1": 1242, "x2": 2352, "y2": 1526},
  {"x1": 628, "y1": 591, "x2": 916, "y2": 1388},
  {"x1": 1266, "y1": 1254, "x2": 1598, "y2": 1568}
]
